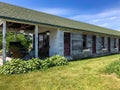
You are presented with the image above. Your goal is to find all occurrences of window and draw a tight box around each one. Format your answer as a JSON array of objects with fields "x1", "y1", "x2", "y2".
[
  {"x1": 39, "y1": 34, "x2": 43, "y2": 48},
  {"x1": 83, "y1": 34, "x2": 87, "y2": 49},
  {"x1": 101, "y1": 37, "x2": 104, "y2": 48},
  {"x1": 114, "y1": 38, "x2": 116, "y2": 48}
]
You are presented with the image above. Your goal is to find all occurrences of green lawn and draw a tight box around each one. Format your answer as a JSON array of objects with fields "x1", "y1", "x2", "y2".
[{"x1": 0, "y1": 54, "x2": 120, "y2": 90}]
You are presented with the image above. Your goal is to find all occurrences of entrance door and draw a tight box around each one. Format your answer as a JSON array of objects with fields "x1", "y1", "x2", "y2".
[
  {"x1": 92, "y1": 35, "x2": 96, "y2": 54},
  {"x1": 64, "y1": 32, "x2": 71, "y2": 56},
  {"x1": 119, "y1": 39, "x2": 120, "y2": 51},
  {"x1": 38, "y1": 32, "x2": 49, "y2": 58},
  {"x1": 108, "y1": 37, "x2": 111, "y2": 52}
]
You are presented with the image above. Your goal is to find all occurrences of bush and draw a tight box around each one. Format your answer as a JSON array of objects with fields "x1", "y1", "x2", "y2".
[
  {"x1": 42, "y1": 55, "x2": 68, "y2": 68},
  {"x1": 0, "y1": 59, "x2": 27, "y2": 74},
  {"x1": 105, "y1": 59, "x2": 120, "y2": 77},
  {"x1": 26, "y1": 58, "x2": 43, "y2": 71},
  {"x1": 0, "y1": 55, "x2": 68, "y2": 74},
  {"x1": 42, "y1": 58, "x2": 55, "y2": 68},
  {"x1": 49, "y1": 55, "x2": 68, "y2": 66},
  {"x1": 0, "y1": 58, "x2": 43, "y2": 74}
]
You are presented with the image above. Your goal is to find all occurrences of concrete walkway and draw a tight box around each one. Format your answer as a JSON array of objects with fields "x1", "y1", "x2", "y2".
[{"x1": 0, "y1": 56, "x2": 12, "y2": 66}]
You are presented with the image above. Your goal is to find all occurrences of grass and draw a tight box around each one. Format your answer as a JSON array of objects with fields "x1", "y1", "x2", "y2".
[
  {"x1": 105, "y1": 58, "x2": 120, "y2": 78},
  {"x1": 0, "y1": 54, "x2": 120, "y2": 90}
]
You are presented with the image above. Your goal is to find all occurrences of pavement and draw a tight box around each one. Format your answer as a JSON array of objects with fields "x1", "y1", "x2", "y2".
[{"x1": 0, "y1": 56, "x2": 12, "y2": 66}]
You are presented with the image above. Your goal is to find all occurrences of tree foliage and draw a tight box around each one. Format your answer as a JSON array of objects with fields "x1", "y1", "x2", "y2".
[{"x1": 0, "y1": 32, "x2": 31, "y2": 50}]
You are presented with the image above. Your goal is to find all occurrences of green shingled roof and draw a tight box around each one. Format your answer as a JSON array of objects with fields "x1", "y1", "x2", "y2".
[{"x1": 0, "y1": 2, "x2": 120, "y2": 36}]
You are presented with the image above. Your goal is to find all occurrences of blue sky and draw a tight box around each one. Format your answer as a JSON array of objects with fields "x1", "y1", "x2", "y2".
[{"x1": 1, "y1": 0, "x2": 120, "y2": 30}]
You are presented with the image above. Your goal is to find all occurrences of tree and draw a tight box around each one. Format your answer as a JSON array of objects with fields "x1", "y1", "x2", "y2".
[{"x1": 0, "y1": 32, "x2": 32, "y2": 51}]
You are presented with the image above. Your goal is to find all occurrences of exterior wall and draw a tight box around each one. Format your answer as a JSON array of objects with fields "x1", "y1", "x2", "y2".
[
  {"x1": 111, "y1": 38, "x2": 118, "y2": 53},
  {"x1": 95, "y1": 36, "x2": 108, "y2": 56},
  {"x1": 49, "y1": 29, "x2": 58, "y2": 56},
  {"x1": 96, "y1": 36, "x2": 101, "y2": 54},
  {"x1": 71, "y1": 32, "x2": 83, "y2": 59},
  {"x1": 104, "y1": 37, "x2": 108, "y2": 50},
  {"x1": 38, "y1": 27, "x2": 64, "y2": 57},
  {"x1": 111, "y1": 38, "x2": 114, "y2": 52},
  {"x1": 104, "y1": 36, "x2": 108, "y2": 54},
  {"x1": 49, "y1": 29, "x2": 64, "y2": 56},
  {"x1": 57, "y1": 29, "x2": 120, "y2": 60},
  {"x1": 55, "y1": 29, "x2": 64, "y2": 56},
  {"x1": 38, "y1": 26, "x2": 120, "y2": 60}
]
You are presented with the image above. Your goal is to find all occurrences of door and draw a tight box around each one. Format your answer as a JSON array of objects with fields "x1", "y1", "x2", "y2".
[
  {"x1": 92, "y1": 35, "x2": 96, "y2": 53},
  {"x1": 64, "y1": 32, "x2": 71, "y2": 56},
  {"x1": 119, "y1": 39, "x2": 120, "y2": 51},
  {"x1": 108, "y1": 37, "x2": 111, "y2": 52},
  {"x1": 38, "y1": 32, "x2": 49, "y2": 58}
]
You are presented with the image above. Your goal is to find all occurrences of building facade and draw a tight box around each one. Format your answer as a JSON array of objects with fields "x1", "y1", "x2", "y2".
[
  {"x1": 0, "y1": 2, "x2": 120, "y2": 64},
  {"x1": 45, "y1": 28, "x2": 120, "y2": 60}
]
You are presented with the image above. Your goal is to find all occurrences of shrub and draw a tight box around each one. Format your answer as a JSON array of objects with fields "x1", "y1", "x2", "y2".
[
  {"x1": 43, "y1": 55, "x2": 68, "y2": 68},
  {"x1": 26, "y1": 58, "x2": 43, "y2": 71},
  {"x1": 0, "y1": 55, "x2": 68, "y2": 74},
  {"x1": 0, "y1": 58, "x2": 43, "y2": 74},
  {"x1": 105, "y1": 59, "x2": 120, "y2": 77},
  {"x1": 50, "y1": 55, "x2": 68, "y2": 66},
  {"x1": 42, "y1": 58, "x2": 55, "y2": 68},
  {"x1": 0, "y1": 59, "x2": 27, "y2": 74}
]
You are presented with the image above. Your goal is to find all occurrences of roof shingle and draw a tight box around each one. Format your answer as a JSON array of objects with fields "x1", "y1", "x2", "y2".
[{"x1": 0, "y1": 2, "x2": 120, "y2": 36}]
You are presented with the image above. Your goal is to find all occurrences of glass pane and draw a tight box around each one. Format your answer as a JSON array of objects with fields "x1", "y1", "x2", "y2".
[{"x1": 39, "y1": 35, "x2": 43, "y2": 48}]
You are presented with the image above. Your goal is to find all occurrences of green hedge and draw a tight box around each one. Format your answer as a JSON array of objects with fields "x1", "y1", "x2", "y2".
[
  {"x1": 105, "y1": 59, "x2": 120, "y2": 77},
  {"x1": 0, "y1": 55, "x2": 68, "y2": 74}
]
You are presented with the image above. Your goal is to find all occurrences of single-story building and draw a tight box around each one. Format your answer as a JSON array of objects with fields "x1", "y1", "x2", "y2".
[{"x1": 0, "y1": 2, "x2": 120, "y2": 65}]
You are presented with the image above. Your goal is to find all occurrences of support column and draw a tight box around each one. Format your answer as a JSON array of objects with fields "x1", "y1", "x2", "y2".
[
  {"x1": 2, "y1": 20, "x2": 7, "y2": 65},
  {"x1": 35, "y1": 25, "x2": 38, "y2": 58}
]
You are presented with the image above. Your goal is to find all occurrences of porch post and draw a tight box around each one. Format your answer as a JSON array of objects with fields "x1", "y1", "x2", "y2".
[
  {"x1": 2, "y1": 20, "x2": 7, "y2": 65},
  {"x1": 35, "y1": 25, "x2": 38, "y2": 58}
]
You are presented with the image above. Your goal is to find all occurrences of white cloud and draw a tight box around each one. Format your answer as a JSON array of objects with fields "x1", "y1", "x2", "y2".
[
  {"x1": 70, "y1": 8, "x2": 120, "y2": 31},
  {"x1": 33, "y1": 7, "x2": 120, "y2": 31}
]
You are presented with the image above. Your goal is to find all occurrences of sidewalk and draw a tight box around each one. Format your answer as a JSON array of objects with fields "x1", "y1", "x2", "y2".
[{"x1": 0, "y1": 56, "x2": 12, "y2": 66}]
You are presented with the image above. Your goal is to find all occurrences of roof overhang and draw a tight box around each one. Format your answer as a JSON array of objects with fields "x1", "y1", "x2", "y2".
[
  {"x1": 0, "y1": 16, "x2": 120, "y2": 37},
  {"x1": 0, "y1": 15, "x2": 64, "y2": 29},
  {"x1": 0, "y1": 19, "x2": 3, "y2": 25}
]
